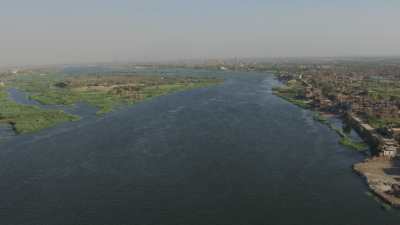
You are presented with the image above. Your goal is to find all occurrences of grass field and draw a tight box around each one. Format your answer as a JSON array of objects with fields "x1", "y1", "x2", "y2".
[
  {"x1": 1, "y1": 71, "x2": 222, "y2": 133},
  {"x1": 0, "y1": 88, "x2": 79, "y2": 134},
  {"x1": 272, "y1": 82, "x2": 311, "y2": 109}
]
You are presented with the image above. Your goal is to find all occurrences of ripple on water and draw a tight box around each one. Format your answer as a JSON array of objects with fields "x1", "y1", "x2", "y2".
[
  {"x1": 1, "y1": 72, "x2": 400, "y2": 225},
  {"x1": 0, "y1": 123, "x2": 15, "y2": 142}
]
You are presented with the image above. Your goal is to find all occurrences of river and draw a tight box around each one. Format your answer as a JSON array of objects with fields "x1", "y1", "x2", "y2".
[{"x1": 0, "y1": 69, "x2": 399, "y2": 225}]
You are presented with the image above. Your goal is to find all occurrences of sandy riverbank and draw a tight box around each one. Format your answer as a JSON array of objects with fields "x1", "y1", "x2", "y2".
[{"x1": 354, "y1": 158, "x2": 400, "y2": 207}]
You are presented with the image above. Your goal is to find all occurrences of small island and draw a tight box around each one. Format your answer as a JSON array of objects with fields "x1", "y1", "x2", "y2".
[{"x1": 0, "y1": 67, "x2": 222, "y2": 134}]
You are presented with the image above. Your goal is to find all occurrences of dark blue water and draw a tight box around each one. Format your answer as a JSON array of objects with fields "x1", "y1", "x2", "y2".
[
  {"x1": 0, "y1": 124, "x2": 14, "y2": 143},
  {"x1": 0, "y1": 71, "x2": 399, "y2": 225}
]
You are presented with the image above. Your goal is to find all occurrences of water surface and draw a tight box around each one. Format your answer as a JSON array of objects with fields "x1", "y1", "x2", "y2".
[{"x1": 0, "y1": 70, "x2": 399, "y2": 225}]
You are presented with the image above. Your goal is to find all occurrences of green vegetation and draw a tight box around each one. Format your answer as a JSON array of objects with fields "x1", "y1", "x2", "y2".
[
  {"x1": 381, "y1": 203, "x2": 392, "y2": 211},
  {"x1": 1, "y1": 71, "x2": 222, "y2": 134},
  {"x1": 274, "y1": 78, "x2": 369, "y2": 152},
  {"x1": 274, "y1": 92, "x2": 310, "y2": 108},
  {"x1": 365, "y1": 191, "x2": 392, "y2": 211},
  {"x1": 328, "y1": 124, "x2": 346, "y2": 138},
  {"x1": 339, "y1": 136, "x2": 368, "y2": 151},
  {"x1": 31, "y1": 90, "x2": 122, "y2": 115},
  {"x1": 310, "y1": 111, "x2": 368, "y2": 151},
  {"x1": 366, "y1": 115, "x2": 400, "y2": 129},
  {"x1": 21, "y1": 76, "x2": 221, "y2": 115},
  {"x1": 365, "y1": 79, "x2": 400, "y2": 101},
  {"x1": 272, "y1": 81, "x2": 310, "y2": 109},
  {"x1": 0, "y1": 88, "x2": 79, "y2": 134},
  {"x1": 313, "y1": 112, "x2": 328, "y2": 123},
  {"x1": 327, "y1": 123, "x2": 368, "y2": 151}
]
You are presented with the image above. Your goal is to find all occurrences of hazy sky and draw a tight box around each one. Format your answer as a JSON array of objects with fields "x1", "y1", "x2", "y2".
[{"x1": 1, "y1": 0, "x2": 399, "y2": 66}]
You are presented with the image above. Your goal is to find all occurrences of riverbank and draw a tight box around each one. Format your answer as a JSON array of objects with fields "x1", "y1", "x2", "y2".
[
  {"x1": 272, "y1": 77, "x2": 400, "y2": 208},
  {"x1": 0, "y1": 87, "x2": 80, "y2": 134},
  {"x1": 0, "y1": 69, "x2": 223, "y2": 135},
  {"x1": 273, "y1": 83, "x2": 367, "y2": 152},
  {"x1": 3, "y1": 71, "x2": 400, "y2": 225},
  {"x1": 354, "y1": 158, "x2": 400, "y2": 208}
]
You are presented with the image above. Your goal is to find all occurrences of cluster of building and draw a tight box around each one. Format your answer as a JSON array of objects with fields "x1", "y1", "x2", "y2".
[{"x1": 277, "y1": 63, "x2": 400, "y2": 159}]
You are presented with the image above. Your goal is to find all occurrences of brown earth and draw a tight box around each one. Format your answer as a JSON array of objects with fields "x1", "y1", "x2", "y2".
[{"x1": 354, "y1": 158, "x2": 400, "y2": 207}]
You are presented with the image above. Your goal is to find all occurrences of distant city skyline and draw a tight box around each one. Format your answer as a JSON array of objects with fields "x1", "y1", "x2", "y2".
[{"x1": 1, "y1": 0, "x2": 399, "y2": 67}]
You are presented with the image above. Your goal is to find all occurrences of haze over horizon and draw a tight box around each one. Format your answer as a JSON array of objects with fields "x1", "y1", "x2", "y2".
[{"x1": 1, "y1": 0, "x2": 399, "y2": 67}]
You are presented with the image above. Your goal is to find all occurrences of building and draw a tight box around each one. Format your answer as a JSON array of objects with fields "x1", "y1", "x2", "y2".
[{"x1": 378, "y1": 138, "x2": 399, "y2": 158}]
